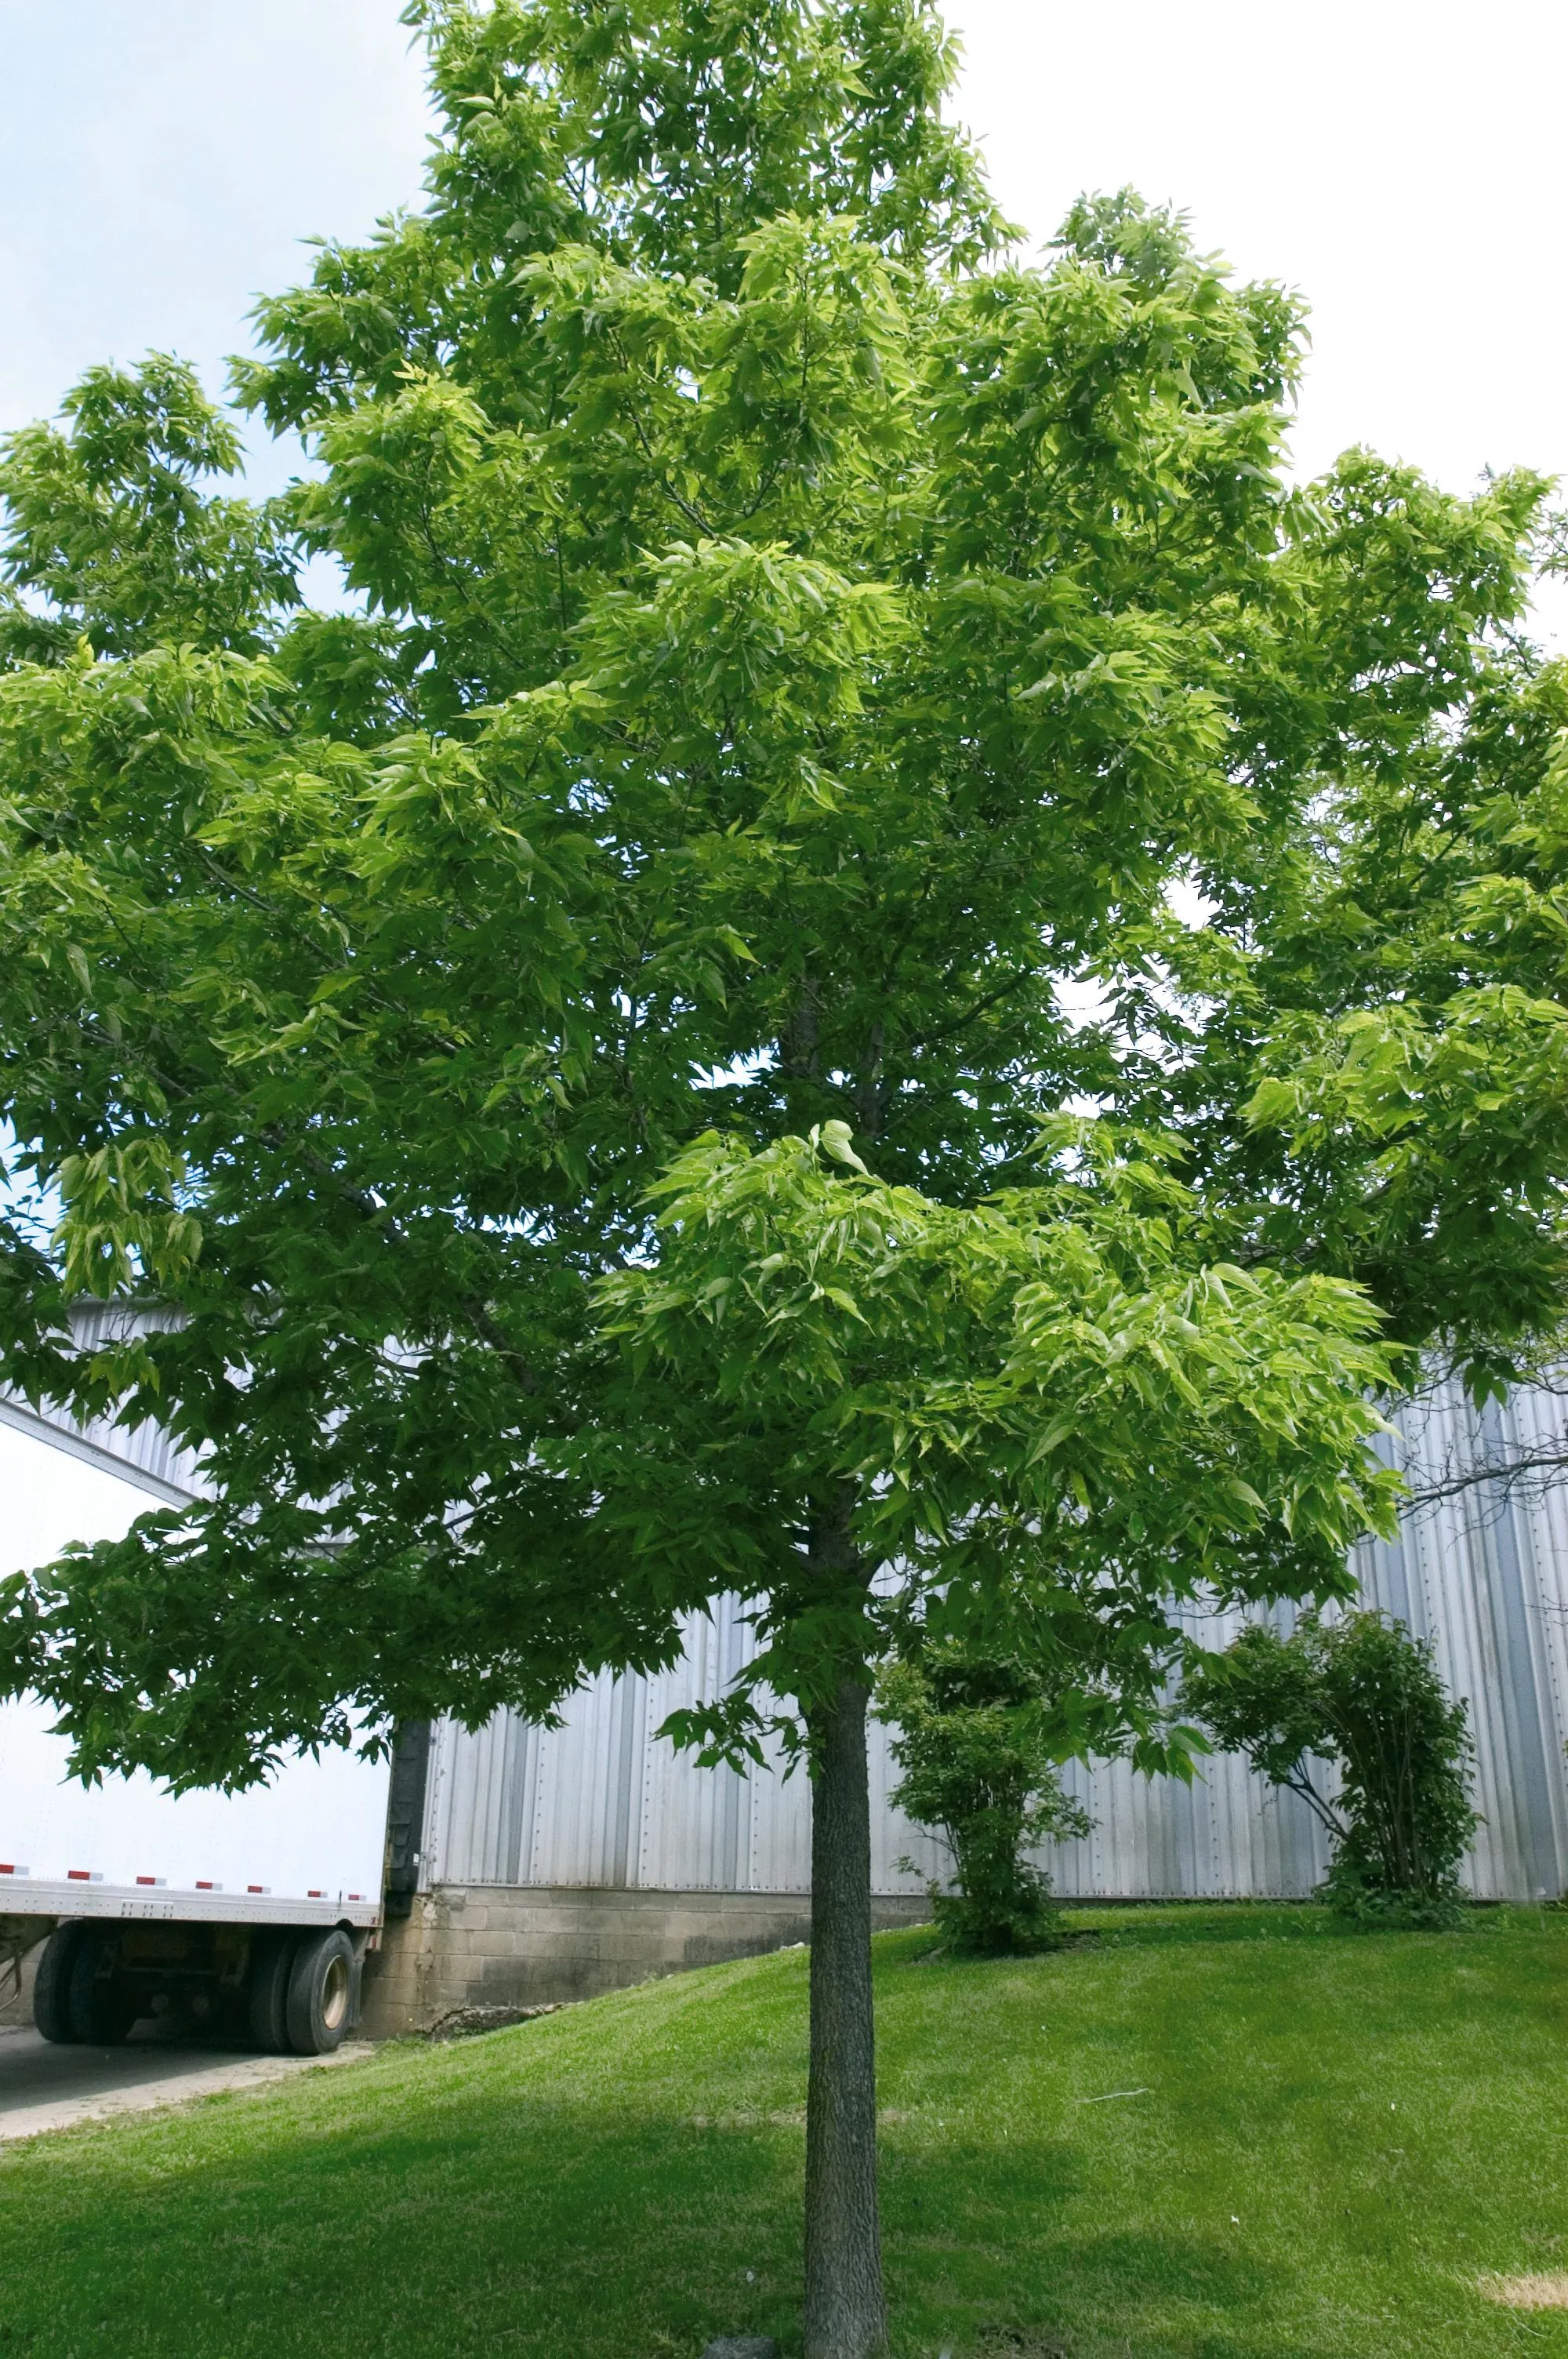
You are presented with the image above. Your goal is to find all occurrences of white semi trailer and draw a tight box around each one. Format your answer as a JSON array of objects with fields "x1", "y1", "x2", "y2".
[{"x1": 0, "y1": 1408, "x2": 394, "y2": 2055}]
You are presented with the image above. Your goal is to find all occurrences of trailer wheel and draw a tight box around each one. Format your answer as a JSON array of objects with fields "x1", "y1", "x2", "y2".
[
  {"x1": 33, "y1": 1922, "x2": 89, "y2": 2044},
  {"x1": 67, "y1": 1929, "x2": 138, "y2": 2045},
  {"x1": 285, "y1": 1928, "x2": 356, "y2": 2055},
  {"x1": 246, "y1": 1930, "x2": 297, "y2": 2053}
]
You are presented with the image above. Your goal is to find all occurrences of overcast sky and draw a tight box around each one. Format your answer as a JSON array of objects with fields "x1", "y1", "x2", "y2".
[{"x1": 1, "y1": 0, "x2": 1563, "y2": 1538}]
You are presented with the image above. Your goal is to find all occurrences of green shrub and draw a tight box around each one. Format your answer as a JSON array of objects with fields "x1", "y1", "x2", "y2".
[
  {"x1": 877, "y1": 1649, "x2": 1092, "y2": 1954},
  {"x1": 1184, "y1": 1609, "x2": 1477, "y2": 1927}
]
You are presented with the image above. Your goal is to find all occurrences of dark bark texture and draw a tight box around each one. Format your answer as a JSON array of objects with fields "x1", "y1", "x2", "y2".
[{"x1": 804, "y1": 1674, "x2": 887, "y2": 2359}]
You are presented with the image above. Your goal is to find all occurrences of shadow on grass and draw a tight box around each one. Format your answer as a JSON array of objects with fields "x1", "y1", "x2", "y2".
[
  {"x1": 0, "y1": 2087, "x2": 1279, "y2": 2359},
  {"x1": 881, "y1": 2132, "x2": 1287, "y2": 2358},
  {"x1": 2, "y1": 2098, "x2": 810, "y2": 2357},
  {"x1": 884, "y1": 2229, "x2": 1299, "y2": 2359}
]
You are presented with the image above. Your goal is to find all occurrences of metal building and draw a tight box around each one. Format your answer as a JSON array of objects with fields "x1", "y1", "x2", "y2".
[
  {"x1": 419, "y1": 1376, "x2": 1568, "y2": 1908},
  {"x1": 0, "y1": 1300, "x2": 204, "y2": 1507},
  {"x1": 10, "y1": 1334, "x2": 1568, "y2": 1910}
]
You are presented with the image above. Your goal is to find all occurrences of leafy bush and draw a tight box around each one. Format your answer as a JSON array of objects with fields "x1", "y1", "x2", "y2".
[
  {"x1": 877, "y1": 1649, "x2": 1093, "y2": 1954},
  {"x1": 1184, "y1": 1609, "x2": 1477, "y2": 1927}
]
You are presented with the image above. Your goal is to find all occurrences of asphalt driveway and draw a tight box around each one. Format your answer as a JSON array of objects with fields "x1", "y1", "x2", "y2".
[{"x1": 0, "y1": 2020, "x2": 372, "y2": 2141}]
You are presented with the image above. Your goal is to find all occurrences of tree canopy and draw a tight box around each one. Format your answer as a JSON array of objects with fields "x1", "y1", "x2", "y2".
[
  {"x1": 2, "y1": 8, "x2": 1565, "y2": 2347},
  {"x1": 4, "y1": 0, "x2": 1560, "y2": 1783}
]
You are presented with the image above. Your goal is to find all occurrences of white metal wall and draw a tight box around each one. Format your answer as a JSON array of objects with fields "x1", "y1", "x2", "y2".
[
  {"x1": 16, "y1": 1333, "x2": 1568, "y2": 1903},
  {"x1": 426, "y1": 1377, "x2": 1568, "y2": 1903},
  {"x1": 1352, "y1": 1383, "x2": 1568, "y2": 1901}
]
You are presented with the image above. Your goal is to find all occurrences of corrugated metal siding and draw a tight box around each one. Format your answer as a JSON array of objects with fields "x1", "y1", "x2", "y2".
[
  {"x1": 27, "y1": 1401, "x2": 205, "y2": 1500},
  {"x1": 0, "y1": 1300, "x2": 207, "y2": 1502},
  {"x1": 21, "y1": 1333, "x2": 1568, "y2": 1903},
  {"x1": 427, "y1": 1376, "x2": 1568, "y2": 1903},
  {"x1": 1352, "y1": 1384, "x2": 1568, "y2": 1899}
]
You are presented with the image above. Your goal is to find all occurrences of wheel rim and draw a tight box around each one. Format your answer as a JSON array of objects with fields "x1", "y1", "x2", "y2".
[{"x1": 321, "y1": 1954, "x2": 350, "y2": 2031}]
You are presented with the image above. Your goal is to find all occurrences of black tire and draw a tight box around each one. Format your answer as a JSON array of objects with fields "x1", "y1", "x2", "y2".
[
  {"x1": 66, "y1": 1928, "x2": 138, "y2": 2045},
  {"x1": 285, "y1": 1928, "x2": 356, "y2": 2055},
  {"x1": 33, "y1": 1922, "x2": 89, "y2": 2044},
  {"x1": 246, "y1": 1930, "x2": 297, "y2": 2053}
]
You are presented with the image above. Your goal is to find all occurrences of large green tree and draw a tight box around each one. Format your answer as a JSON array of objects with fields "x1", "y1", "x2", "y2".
[{"x1": 2, "y1": 4, "x2": 1565, "y2": 2350}]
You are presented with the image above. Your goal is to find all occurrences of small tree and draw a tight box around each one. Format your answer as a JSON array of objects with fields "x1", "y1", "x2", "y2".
[
  {"x1": 2, "y1": 3, "x2": 1565, "y2": 2352},
  {"x1": 585, "y1": 1121, "x2": 1397, "y2": 2349},
  {"x1": 1184, "y1": 1609, "x2": 1477, "y2": 1926},
  {"x1": 877, "y1": 1645, "x2": 1093, "y2": 1954}
]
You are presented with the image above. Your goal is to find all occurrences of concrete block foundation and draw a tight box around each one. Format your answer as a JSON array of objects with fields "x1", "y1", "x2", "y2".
[{"x1": 360, "y1": 1886, "x2": 932, "y2": 2037}]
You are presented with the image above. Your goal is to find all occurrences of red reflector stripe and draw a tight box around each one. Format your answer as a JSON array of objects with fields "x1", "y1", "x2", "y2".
[
  {"x1": 248, "y1": 1885, "x2": 263, "y2": 1893},
  {"x1": 196, "y1": 1881, "x2": 214, "y2": 1889},
  {"x1": 308, "y1": 1890, "x2": 325, "y2": 1898},
  {"x1": 136, "y1": 1876, "x2": 156, "y2": 1885},
  {"x1": 67, "y1": 1870, "x2": 91, "y2": 1881}
]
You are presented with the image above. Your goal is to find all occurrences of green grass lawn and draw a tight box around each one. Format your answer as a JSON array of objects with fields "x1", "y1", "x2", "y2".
[{"x1": 3, "y1": 1904, "x2": 1567, "y2": 2357}]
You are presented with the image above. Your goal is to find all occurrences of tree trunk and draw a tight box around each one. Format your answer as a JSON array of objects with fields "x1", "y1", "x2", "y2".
[{"x1": 804, "y1": 1673, "x2": 887, "y2": 2359}]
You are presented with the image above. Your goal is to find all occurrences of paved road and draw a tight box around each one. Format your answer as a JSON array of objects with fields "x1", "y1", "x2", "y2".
[{"x1": 0, "y1": 2021, "x2": 372, "y2": 2142}]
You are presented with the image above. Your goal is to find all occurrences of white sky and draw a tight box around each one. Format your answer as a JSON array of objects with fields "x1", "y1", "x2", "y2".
[{"x1": 1, "y1": 0, "x2": 1563, "y2": 1543}]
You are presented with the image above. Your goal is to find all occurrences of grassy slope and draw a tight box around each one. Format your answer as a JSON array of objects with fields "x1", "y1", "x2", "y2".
[{"x1": 2, "y1": 1906, "x2": 1566, "y2": 2357}]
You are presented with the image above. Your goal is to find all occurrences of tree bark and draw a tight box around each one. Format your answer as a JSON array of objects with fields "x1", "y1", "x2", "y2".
[{"x1": 804, "y1": 1673, "x2": 887, "y2": 2359}]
